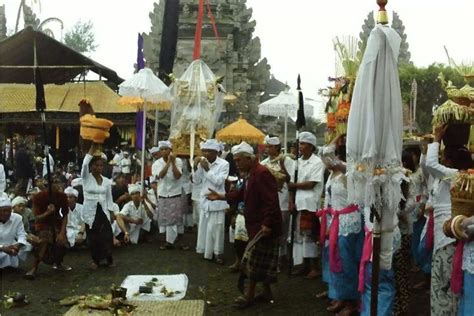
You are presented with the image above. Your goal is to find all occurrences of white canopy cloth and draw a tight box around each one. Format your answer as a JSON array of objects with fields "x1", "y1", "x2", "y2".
[
  {"x1": 346, "y1": 24, "x2": 404, "y2": 270},
  {"x1": 119, "y1": 68, "x2": 171, "y2": 103},
  {"x1": 119, "y1": 68, "x2": 171, "y2": 194},
  {"x1": 121, "y1": 274, "x2": 188, "y2": 301},
  {"x1": 258, "y1": 90, "x2": 314, "y2": 152}
]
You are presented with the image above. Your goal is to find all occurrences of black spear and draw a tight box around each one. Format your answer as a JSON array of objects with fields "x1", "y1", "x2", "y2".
[
  {"x1": 35, "y1": 59, "x2": 53, "y2": 200},
  {"x1": 288, "y1": 74, "x2": 306, "y2": 276}
]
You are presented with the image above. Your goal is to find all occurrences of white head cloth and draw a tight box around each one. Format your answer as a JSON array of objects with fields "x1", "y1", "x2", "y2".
[
  {"x1": 264, "y1": 135, "x2": 281, "y2": 146},
  {"x1": 11, "y1": 196, "x2": 27, "y2": 207},
  {"x1": 128, "y1": 184, "x2": 141, "y2": 195},
  {"x1": 64, "y1": 186, "x2": 79, "y2": 198},
  {"x1": 0, "y1": 193, "x2": 12, "y2": 208},
  {"x1": 219, "y1": 142, "x2": 225, "y2": 152},
  {"x1": 158, "y1": 140, "x2": 172, "y2": 150},
  {"x1": 149, "y1": 146, "x2": 160, "y2": 154},
  {"x1": 299, "y1": 132, "x2": 317, "y2": 147},
  {"x1": 231, "y1": 142, "x2": 254, "y2": 156},
  {"x1": 101, "y1": 153, "x2": 108, "y2": 160},
  {"x1": 200, "y1": 139, "x2": 221, "y2": 152},
  {"x1": 71, "y1": 178, "x2": 82, "y2": 187}
]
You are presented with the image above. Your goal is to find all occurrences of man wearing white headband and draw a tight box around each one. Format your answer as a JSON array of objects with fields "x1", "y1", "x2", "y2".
[
  {"x1": 0, "y1": 195, "x2": 28, "y2": 269},
  {"x1": 152, "y1": 140, "x2": 184, "y2": 250},
  {"x1": 11, "y1": 196, "x2": 34, "y2": 234},
  {"x1": 194, "y1": 139, "x2": 229, "y2": 263},
  {"x1": 261, "y1": 135, "x2": 294, "y2": 267},
  {"x1": 113, "y1": 184, "x2": 153, "y2": 245},
  {"x1": 64, "y1": 187, "x2": 86, "y2": 248},
  {"x1": 288, "y1": 131, "x2": 325, "y2": 279},
  {"x1": 207, "y1": 141, "x2": 282, "y2": 307}
]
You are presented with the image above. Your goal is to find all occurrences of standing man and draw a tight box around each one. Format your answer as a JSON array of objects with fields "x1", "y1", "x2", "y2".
[
  {"x1": 194, "y1": 139, "x2": 229, "y2": 264},
  {"x1": 14, "y1": 141, "x2": 35, "y2": 196},
  {"x1": 207, "y1": 142, "x2": 282, "y2": 308},
  {"x1": 261, "y1": 135, "x2": 293, "y2": 268},
  {"x1": 288, "y1": 131, "x2": 325, "y2": 279},
  {"x1": 152, "y1": 141, "x2": 183, "y2": 250}
]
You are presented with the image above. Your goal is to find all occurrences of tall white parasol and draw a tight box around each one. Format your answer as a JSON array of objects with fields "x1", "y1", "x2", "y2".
[
  {"x1": 258, "y1": 88, "x2": 314, "y2": 152},
  {"x1": 119, "y1": 67, "x2": 171, "y2": 193}
]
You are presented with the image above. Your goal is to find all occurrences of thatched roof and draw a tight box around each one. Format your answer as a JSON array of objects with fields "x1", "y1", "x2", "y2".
[
  {"x1": 0, "y1": 81, "x2": 135, "y2": 113},
  {"x1": 0, "y1": 27, "x2": 123, "y2": 85}
]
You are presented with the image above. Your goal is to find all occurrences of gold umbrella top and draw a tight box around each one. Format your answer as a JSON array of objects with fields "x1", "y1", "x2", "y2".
[{"x1": 216, "y1": 115, "x2": 265, "y2": 145}]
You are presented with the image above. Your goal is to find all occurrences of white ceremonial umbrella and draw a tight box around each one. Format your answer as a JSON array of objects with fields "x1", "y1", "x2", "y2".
[
  {"x1": 119, "y1": 67, "x2": 171, "y2": 194},
  {"x1": 258, "y1": 89, "x2": 314, "y2": 152}
]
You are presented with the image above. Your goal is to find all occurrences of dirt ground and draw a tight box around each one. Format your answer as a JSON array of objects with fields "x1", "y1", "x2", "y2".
[{"x1": 0, "y1": 231, "x2": 430, "y2": 315}]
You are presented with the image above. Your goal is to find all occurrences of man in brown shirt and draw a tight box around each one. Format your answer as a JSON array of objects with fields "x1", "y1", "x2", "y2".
[{"x1": 25, "y1": 177, "x2": 69, "y2": 279}]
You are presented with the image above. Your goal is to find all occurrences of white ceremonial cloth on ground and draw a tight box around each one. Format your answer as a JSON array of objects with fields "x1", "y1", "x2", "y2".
[{"x1": 121, "y1": 274, "x2": 188, "y2": 301}]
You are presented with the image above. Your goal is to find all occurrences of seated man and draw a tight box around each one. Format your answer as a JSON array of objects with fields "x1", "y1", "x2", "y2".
[
  {"x1": 12, "y1": 196, "x2": 35, "y2": 234},
  {"x1": 64, "y1": 187, "x2": 86, "y2": 248},
  {"x1": 113, "y1": 184, "x2": 152, "y2": 245},
  {"x1": 0, "y1": 195, "x2": 28, "y2": 269},
  {"x1": 25, "y1": 179, "x2": 69, "y2": 278}
]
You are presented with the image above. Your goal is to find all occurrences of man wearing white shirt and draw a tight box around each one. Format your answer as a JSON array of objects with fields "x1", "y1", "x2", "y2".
[
  {"x1": 261, "y1": 135, "x2": 293, "y2": 266},
  {"x1": 113, "y1": 184, "x2": 153, "y2": 244},
  {"x1": 64, "y1": 187, "x2": 86, "y2": 248},
  {"x1": 288, "y1": 132, "x2": 325, "y2": 279},
  {"x1": 119, "y1": 152, "x2": 132, "y2": 181},
  {"x1": 152, "y1": 141, "x2": 183, "y2": 250},
  {"x1": 193, "y1": 139, "x2": 229, "y2": 263},
  {"x1": 42, "y1": 152, "x2": 54, "y2": 178},
  {"x1": 0, "y1": 195, "x2": 28, "y2": 269}
]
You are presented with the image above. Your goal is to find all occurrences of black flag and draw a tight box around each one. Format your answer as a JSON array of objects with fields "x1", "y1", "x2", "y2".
[
  {"x1": 35, "y1": 67, "x2": 46, "y2": 112},
  {"x1": 158, "y1": 0, "x2": 180, "y2": 85},
  {"x1": 296, "y1": 74, "x2": 306, "y2": 130}
]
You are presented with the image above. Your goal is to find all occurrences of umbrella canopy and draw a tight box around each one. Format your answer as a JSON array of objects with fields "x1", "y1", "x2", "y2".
[
  {"x1": 118, "y1": 68, "x2": 171, "y2": 108},
  {"x1": 258, "y1": 90, "x2": 314, "y2": 118},
  {"x1": 117, "y1": 96, "x2": 171, "y2": 111},
  {"x1": 216, "y1": 116, "x2": 265, "y2": 144}
]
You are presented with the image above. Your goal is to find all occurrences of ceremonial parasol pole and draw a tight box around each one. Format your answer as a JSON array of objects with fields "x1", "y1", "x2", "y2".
[
  {"x1": 370, "y1": 1, "x2": 389, "y2": 314},
  {"x1": 34, "y1": 36, "x2": 53, "y2": 201},
  {"x1": 288, "y1": 74, "x2": 306, "y2": 276},
  {"x1": 188, "y1": 0, "x2": 205, "y2": 169}
]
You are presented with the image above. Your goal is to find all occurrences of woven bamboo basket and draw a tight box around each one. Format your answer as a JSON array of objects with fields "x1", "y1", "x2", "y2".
[
  {"x1": 451, "y1": 171, "x2": 474, "y2": 217},
  {"x1": 80, "y1": 114, "x2": 114, "y2": 144}
]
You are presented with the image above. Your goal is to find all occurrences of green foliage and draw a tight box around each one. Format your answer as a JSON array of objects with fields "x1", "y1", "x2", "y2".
[
  {"x1": 398, "y1": 63, "x2": 464, "y2": 132},
  {"x1": 64, "y1": 20, "x2": 97, "y2": 54}
]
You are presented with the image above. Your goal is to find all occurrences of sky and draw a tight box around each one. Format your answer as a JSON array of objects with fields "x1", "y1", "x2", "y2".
[{"x1": 2, "y1": 0, "x2": 473, "y2": 114}]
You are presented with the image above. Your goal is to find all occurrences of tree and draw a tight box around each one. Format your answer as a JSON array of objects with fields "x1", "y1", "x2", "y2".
[
  {"x1": 391, "y1": 12, "x2": 411, "y2": 64},
  {"x1": 398, "y1": 63, "x2": 464, "y2": 132},
  {"x1": 64, "y1": 21, "x2": 97, "y2": 54}
]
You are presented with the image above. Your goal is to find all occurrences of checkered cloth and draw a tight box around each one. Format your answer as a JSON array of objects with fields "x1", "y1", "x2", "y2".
[{"x1": 243, "y1": 236, "x2": 279, "y2": 284}]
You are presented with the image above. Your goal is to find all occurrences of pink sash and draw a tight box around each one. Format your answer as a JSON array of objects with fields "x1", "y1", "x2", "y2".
[
  {"x1": 425, "y1": 209, "x2": 434, "y2": 251},
  {"x1": 451, "y1": 240, "x2": 465, "y2": 294},
  {"x1": 358, "y1": 228, "x2": 373, "y2": 293},
  {"x1": 317, "y1": 205, "x2": 359, "y2": 273}
]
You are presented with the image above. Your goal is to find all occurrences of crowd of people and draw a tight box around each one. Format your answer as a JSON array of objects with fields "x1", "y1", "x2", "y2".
[{"x1": 0, "y1": 126, "x2": 473, "y2": 315}]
